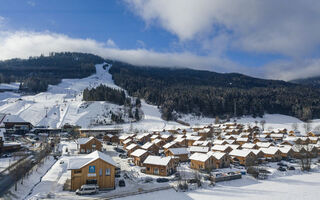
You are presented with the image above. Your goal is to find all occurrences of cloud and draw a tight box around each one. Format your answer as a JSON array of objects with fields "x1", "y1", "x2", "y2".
[
  {"x1": 27, "y1": 1, "x2": 36, "y2": 7},
  {"x1": 1, "y1": 31, "x2": 320, "y2": 81},
  {"x1": 265, "y1": 59, "x2": 320, "y2": 81},
  {"x1": 124, "y1": 0, "x2": 320, "y2": 57},
  {"x1": 106, "y1": 39, "x2": 117, "y2": 48},
  {"x1": 0, "y1": 31, "x2": 245, "y2": 74}
]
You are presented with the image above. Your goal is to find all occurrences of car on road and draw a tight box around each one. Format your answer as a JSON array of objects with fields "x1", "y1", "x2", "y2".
[
  {"x1": 119, "y1": 179, "x2": 126, "y2": 187},
  {"x1": 156, "y1": 178, "x2": 169, "y2": 183},
  {"x1": 278, "y1": 166, "x2": 287, "y2": 171},
  {"x1": 288, "y1": 166, "x2": 295, "y2": 170},
  {"x1": 76, "y1": 184, "x2": 98, "y2": 195}
]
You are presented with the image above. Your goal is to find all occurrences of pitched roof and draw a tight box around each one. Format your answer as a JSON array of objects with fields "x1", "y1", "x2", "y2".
[
  {"x1": 68, "y1": 151, "x2": 117, "y2": 170},
  {"x1": 207, "y1": 151, "x2": 226, "y2": 160},
  {"x1": 131, "y1": 149, "x2": 147, "y2": 157},
  {"x1": 141, "y1": 142, "x2": 155, "y2": 149},
  {"x1": 143, "y1": 155, "x2": 172, "y2": 166},
  {"x1": 77, "y1": 137, "x2": 95, "y2": 145},
  {"x1": 188, "y1": 146, "x2": 209, "y2": 153},
  {"x1": 126, "y1": 143, "x2": 138, "y2": 151},
  {"x1": 168, "y1": 148, "x2": 189, "y2": 155},
  {"x1": 229, "y1": 149, "x2": 253, "y2": 157},
  {"x1": 189, "y1": 153, "x2": 211, "y2": 162},
  {"x1": 212, "y1": 145, "x2": 230, "y2": 151}
]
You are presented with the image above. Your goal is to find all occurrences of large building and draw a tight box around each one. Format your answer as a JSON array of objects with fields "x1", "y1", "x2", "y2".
[{"x1": 68, "y1": 151, "x2": 117, "y2": 191}]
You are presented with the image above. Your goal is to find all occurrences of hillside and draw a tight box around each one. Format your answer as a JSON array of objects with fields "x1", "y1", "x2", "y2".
[
  {"x1": 0, "y1": 52, "x2": 104, "y2": 93},
  {"x1": 109, "y1": 61, "x2": 320, "y2": 121},
  {"x1": 292, "y1": 76, "x2": 320, "y2": 88}
]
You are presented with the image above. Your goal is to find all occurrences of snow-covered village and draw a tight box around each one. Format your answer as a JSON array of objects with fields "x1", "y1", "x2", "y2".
[
  {"x1": 2, "y1": 1, "x2": 320, "y2": 200},
  {"x1": 0, "y1": 62, "x2": 319, "y2": 200}
]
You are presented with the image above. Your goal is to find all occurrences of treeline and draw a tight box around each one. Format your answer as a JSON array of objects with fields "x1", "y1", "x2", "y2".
[
  {"x1": 109, "y1": 62, "x2": 320, "y2": 121},
  {"x1": 0, "y1": 52, "x2": 104, "y2": 93},
  {"x1": 83, "y1": 84, "x2": 128, "y2": 105},
  {"x1": 83, "y1": 84, "x2": 142, "y2": 123}
]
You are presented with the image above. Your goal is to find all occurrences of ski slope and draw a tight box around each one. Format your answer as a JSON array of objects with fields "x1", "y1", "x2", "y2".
[
  {"x1": 0, "y1": 63, "x2": 183, "y2": 130},
  {"x1": 0, "y1": 63, "x2": 127, "y2": 128}
]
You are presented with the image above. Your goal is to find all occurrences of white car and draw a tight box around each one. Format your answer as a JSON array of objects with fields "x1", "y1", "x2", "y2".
[{"x1": 75, "y1": 184, "x2": 98, "y2": 195}]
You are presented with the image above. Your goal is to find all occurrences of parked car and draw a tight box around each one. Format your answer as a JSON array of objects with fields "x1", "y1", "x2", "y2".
[
  {"x1": 156, "y1": 178, "x2": 169, "y2": 183},
  {"x1": 119, "y1": 154, "x2": 128, "y2": 159},
  {"x1": 277, "y1": 162, "x2": 288, "y2": 168},
  {"x1": 278, "y1": 166, "x2": 287, "y2": 171},
  {"x1": 114, "y1": 147, "x2": 125, "y2": 153},
  {"x1": 76, "y1": 184, "x2": 98, "y2": 195},
  {"x1": 144, "y1": 177, "x2": 153, "y2": 183},
  {"x1": 119, "y1": 179, "x2": 126, "y2": 187},
  {"x1": 288, "y1": 166, "x2": 295, "y2": 170},
  {"x1": 106, "y1": 142, "x2": 112, "y2": 145}
]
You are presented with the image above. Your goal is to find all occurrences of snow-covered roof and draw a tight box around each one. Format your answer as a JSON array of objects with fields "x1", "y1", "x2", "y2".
[
  {"x1": 168, "y1": 148, "x2": 188, "y2": 155},
  {"x1": 229, "y1": 149, "x2": 253, "y2": 157},
  {"x1": 260, "y1": 147, "x2": 280, "y2": 155},
  {"x1": 0, "y1": 113, "x2": 27, "y2": 126},
  {"x1": 256, "y1": 142, "x2": 272, "y2": 148},
  {"x1": 174, "y1": 137, "x2": 186, "y2": 142},
  {"x1": 207, "y1": 151, "x2": 226, "y2": 160},
  {"x1": 189, "y1": 153, "x2": 211, "y2": 162},
  {"x1": 213, "y1": 140, "x2": 226, "y2": 145},
  {"x1": 77, "y1": 137, "x2": 95, "y2": 145},
  {"x1": 212, "y1": 145, "x2": 230, "y2": 151},
  {"x1": 163, "y1": 141, "x2": 177, "y2": 149},
  {"x1": 123, "y1": 138, "x2": 132, "y2": 144},
  {"x1": 241, "y1": 143, "x2": 257, "y2": 149},
  {"x1": 68, "y1": 151, "x2": 117, "y2": 170},
  {"x1": 236, "y1": 137, "x2": 248, "y2": 142},
  {"x1": 131, "y1": 149, "x2": 147, "y2": 157},
  {"x1": 141, "y1": 142, "x2": 154, "y2": 150},
  {"x1": 126, "y1": 143, "x2": 137, "y2": 151},
  {"x1": 143, "y1": 155, "x2": 172, "y2": 166},
  {"x1": 188, "y1": 146, "x2": 209, "y2": 153}
]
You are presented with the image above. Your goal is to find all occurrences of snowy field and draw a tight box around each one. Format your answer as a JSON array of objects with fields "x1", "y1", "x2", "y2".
[{"x1": 120, "y1": 172, "x2": 320, "y2": 200}]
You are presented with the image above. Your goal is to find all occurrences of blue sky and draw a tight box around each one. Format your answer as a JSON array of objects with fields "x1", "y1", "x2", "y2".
[{"x1": 0, "y1": 0, "x2": 320, "y2": 81}]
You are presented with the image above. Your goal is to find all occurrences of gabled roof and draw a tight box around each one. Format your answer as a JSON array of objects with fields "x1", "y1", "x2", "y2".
[
  {"x1": 131, "y1": 149, "x2": 147, "y2": 157},
  {"x1": 260, "y1": 147, "x2": 280, "y2": 155},
  {"x1": 207, "y1": 151, "x2": 226, "y2": 160},
  {"x1": 189, "y1": 153, "x2": 211, "y2": 162},
  {"x1": 229, "y1": 149, "x2": 253, "y2": 157},
  {"x1": 188, "y1": 146, "x2": 209, "y2": 153},
  {"x1": 143, "y1": 155, "x2": 172, "y2": 166},
  {"x1": 141, "y1": 142, "x2": 155, "y2": 149},
  {"x1": 77, "y1": 137, "x2": 96, "y2": 145},
  {"x1": 168, "y1": 148, "x2": 189, "y2": 155},
  {"x1": 241, "y1": 143, "x2": 257, "y2": 149},
  {"x1": 211, "y1": 145, "x2": 230, "y2": 151},
  {"x1": 68, "y1": 151, "x2": 117, "y2": 170},
  {"x1": 163, "y1": 141, "x2": 177, "y2": 149},
  {"x1": 126, "y1": 143, "x2": 138, "y2": 151}
]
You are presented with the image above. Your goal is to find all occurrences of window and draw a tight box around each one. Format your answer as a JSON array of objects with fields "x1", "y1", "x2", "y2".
[
  {"x1": 87, "y1": 149, "x2": 91, "y2": 153},
  {"x1": 105, "y1": 168, "x2": 111, "y2": 176},
  {"x1": 99, "y1": 168, "x2": 102, "y2": 176},
  {"x1": 81, "y1": 149, "x2": 85, "y2": 153},
  {"x1": 92, "y1": 144, "x2": 96, "y2": 148},
  {"x1": 147, "y1": 167, "x2": 150, "y2": 171},
  {"x1": 74, "y1": 170, "x2": 82, "y2": 174},
  {"x1": 154, "y1": 168, "x2": 159, "y2": 175}
]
